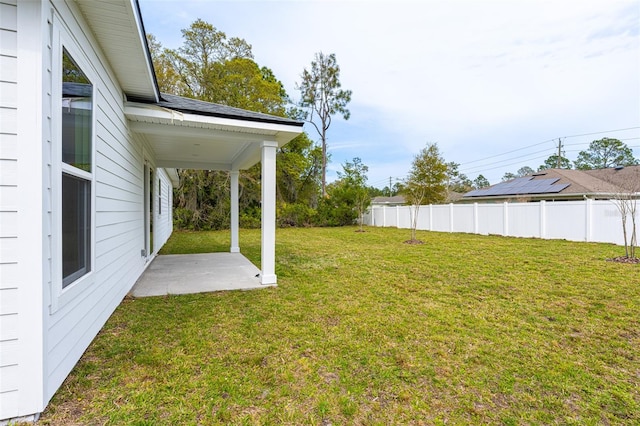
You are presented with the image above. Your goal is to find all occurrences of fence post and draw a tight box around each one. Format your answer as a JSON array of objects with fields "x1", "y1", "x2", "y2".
[
  {"x1": 503, "y1": 202, "x2": 509, "y2": 236},
  {"x1": 585, "y1": 198, "x2": 592, "y2": 242},
  {"x1": 396, "y1": 205, "x2": 401, "y2": 228},
  {"x1": 540, "y1": 200, "x2": 546, "y2": 239},
  {"x1": 449, "y1": 203, "x2": 454, "y2": 232},
  {"x1": 382, "y1": 205, "x2": 386, "y2": 227},
  {"x1": 371, "y1": 206, "x2": 375, "y2": 227},
  {"x1": 473, "y1": 203, "x2": 479, "y2": 235},
  {"x1": 429, "y1": 204, "x2": 433, "y2": 231}
]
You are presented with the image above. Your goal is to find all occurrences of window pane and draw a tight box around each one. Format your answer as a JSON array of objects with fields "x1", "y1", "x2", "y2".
[
  {"x1": 62, "y1": 49, "x2": 92, "y2": 172},
  {"x1": 62, "y1": 173, "x2": 91, "y2": 288}
]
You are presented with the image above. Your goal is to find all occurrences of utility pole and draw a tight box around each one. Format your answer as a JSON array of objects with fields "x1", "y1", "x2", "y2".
[
  {"x1": 556, "y1": 138, "x2": 563, "y2": 168},
  {"x1": 389, "y1": 176, "x2": 392, "y2": 196}
]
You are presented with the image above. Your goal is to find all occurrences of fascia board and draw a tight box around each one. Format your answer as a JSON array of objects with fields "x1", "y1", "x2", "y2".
[{"x1": 124, "y1": 103, "x2": 302, "y2": 145}]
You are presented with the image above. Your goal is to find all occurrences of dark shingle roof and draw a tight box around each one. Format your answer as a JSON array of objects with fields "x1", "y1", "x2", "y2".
[
  {"x1": 371, "y1": 196, "x2": 406, "y2": 205},
  {"x1": 152, "y1": 93, "x2": 304, "y2": 127},
  {"x1": 463, "y1": 166, "x2": 640, "y2": 199}
]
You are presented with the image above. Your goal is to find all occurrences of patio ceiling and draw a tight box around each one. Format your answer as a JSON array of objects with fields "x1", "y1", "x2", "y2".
[{"x1": 125, "y1": 103, "x2": 303, "y2": 171}]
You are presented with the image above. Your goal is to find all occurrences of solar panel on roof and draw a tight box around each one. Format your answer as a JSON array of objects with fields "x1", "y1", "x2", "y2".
[{"x1": 463, "y1": 177, "x2": 570, "y2": 197}]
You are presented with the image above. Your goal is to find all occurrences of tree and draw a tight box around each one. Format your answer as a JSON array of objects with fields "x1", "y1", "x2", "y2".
[
  {"x1": 502, "y1": 172, "x2": 517, "y2": 181},
  {"x1": 404, "y1": 143, "x2": 448, "y2": 242},
  {"x1": 516, "y1": 166, "x2": 535, "y2": 177},
  {"x1": 167, "y1": 19, "x2": 252, "y2": 100},
  {"x1": 317, "y1": 158, "x2": 370, "y2": 227},
  {"x1": 276, "y1": 133, "x2": 323, "y2": 227},
  {"x1": 297, "y1": 52, "x2": 352, "y2": 197},
  {"x1": 148, "y1": 20, "x2": 307, "y2": 230},
  {"x1": 446, "y1": 162, "x2": 473, "y2": 193},
  {"x1": 574, "y1": 138, "x2": 638, "y2": 170},
  {"x1": 146, "y1": 34, "x2": 184, "y2": 94},
  {"x1": 502, "y1": 166, "x2": 535, "y2": 181},
  {"x1": 344, "y1": 158, "x2": 372, "y2": 232},
  {"x1": 382, "y1": 181, "x2": 405, "y2": 197},
  {"x1": 538, "y1": 154, "x2": 572, "y2": 171},
  {"x1": 473, "y1": 174, "x2": 490, "y2": 189}
]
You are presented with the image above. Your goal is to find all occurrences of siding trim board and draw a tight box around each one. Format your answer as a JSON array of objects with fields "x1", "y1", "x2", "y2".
[{"x1": 12, "y1": 0, "x2": 47, "y2": 419}]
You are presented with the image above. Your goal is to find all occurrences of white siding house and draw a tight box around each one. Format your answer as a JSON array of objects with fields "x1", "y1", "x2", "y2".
[
  {"x1": 0, "y1": 0, "x2": 302, "y2": 422},
  {"x1": 0, "y1": 0, "x2": 20, "y2": 418}
]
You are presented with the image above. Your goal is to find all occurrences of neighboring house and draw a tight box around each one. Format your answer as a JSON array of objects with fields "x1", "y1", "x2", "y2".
[
  {"x1": 446, "y1": 190, "x2": 464, "y2": 203},
  {"x1": 371, "y1": 193, "x2": 462, "y2": 206},
  {"x1": 371, "y1": 195, "x2": 406, "y2": 206},
  {"x1": 462, "y1": 166, "x2": 640, "y2": 202},
  {"x1": 0, "y1": 0, "x2": 302, "y2": 422}
]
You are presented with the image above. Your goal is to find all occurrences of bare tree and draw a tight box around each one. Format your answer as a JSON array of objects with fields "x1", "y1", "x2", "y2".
[{"x1": 607, "y1": 168, "x2": 639, "y2": 259}]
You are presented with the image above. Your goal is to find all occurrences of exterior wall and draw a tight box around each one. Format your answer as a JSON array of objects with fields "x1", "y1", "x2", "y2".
[
  {"x1": 365, "y1": 200, "x2": 634, "y2": 246},
  {"x1": 0, "y1": 0, "x2": 21, "y2": 417},
  {"x1": 153, "y1": 168, "x2": 174, "y2": 253},
  {"x1": 43, "y1": 0, "x2": 148, "y2": 405},
  {"x1": 1, "y1": 1, "x2": 174, "y2": 421}
]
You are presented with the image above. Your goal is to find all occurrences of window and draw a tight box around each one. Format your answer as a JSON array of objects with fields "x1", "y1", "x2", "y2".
[
  {"x1": 61, "y1": 49, "x2": 93, "y2": 288},
  {"x1": 158, "y1": 178, "x2": 162, "y2": 215}
]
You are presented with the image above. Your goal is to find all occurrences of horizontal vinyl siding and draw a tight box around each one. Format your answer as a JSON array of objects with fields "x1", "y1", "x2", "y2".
[
  {"x1": 153, "y1": 168, "x2": 173, "y2": 252},
  {"x1": 0, "y1": 0, "x2": 19, "y2": 416},
  {"x1": 45, "y1": 1, "x2": 147, "y2": 403}
]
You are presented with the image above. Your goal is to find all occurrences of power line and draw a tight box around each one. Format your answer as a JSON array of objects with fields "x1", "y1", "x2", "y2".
[
  {"x1": 561, "y1": 126, "x2": 640, "y2": 139},
  {"x1": 460, "y1": 147, "x2": 554, "y2": 174},
  {"x1": 464, "y1": 154, "x2": 553, "y2": 175},
  {"x1": 458, "y1": 127, "x2": 640, "y2": 176},
  {"x1": 564, "y1": 137, "x2": 640, "y2": 147},
  {"x1": 460, "y1": 138, "x2": 555, "y2": 166}
]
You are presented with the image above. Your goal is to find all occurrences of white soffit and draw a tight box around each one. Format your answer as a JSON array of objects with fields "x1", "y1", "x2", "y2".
[
  {"x1": 125, "y1": 103, "x2": 302, "y2": 171},
  {"x1": 75, "y1": 0, "x2": 158, "y2": 102}
]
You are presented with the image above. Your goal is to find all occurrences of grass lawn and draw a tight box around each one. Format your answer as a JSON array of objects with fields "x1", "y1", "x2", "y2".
[{"x1": 39, "y1": 227, "x2": 639, "y2": 425}]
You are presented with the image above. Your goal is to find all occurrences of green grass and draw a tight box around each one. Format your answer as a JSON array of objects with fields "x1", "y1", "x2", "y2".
[{"x1": 40, "y1": 227, "x2": 639, "y2": 425}]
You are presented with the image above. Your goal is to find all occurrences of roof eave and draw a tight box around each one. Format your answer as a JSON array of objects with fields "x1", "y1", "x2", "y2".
[
  {"x1": 124, "y1": 102, "x2": 304, "y2": 143},
  {"x1": 75, "y1": 0, "x2": 159, "y2": 102}
]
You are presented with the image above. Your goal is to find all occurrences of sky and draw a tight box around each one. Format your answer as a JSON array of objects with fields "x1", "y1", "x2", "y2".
[{"x1": 138, "y1": 0, "x2": 640, "y2": 189}]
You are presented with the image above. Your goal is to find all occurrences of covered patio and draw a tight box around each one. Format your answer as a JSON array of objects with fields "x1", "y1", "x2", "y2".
[
  {"x1": 126, "y1": 94, "x2": 303, "y2": 290},
  {"x1": 130, "y1": 253, "x2": 268, "y2": 297}
]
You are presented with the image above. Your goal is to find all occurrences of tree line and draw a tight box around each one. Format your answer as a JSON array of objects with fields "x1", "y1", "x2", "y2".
[
  {"x1": 148, "y1": 20, "x2": 365, "y2": 229},
  {"x1": 501, "y1": 137, "x2": 638, "y2": 181},
  {"x1": 148, "y1": 20, "x2": 638, "y2": 231}
]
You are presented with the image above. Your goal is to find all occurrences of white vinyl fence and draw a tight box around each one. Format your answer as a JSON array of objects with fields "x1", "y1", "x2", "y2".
[{"x1": 364, "y1": 200, "x2": 636, "y2": 246}]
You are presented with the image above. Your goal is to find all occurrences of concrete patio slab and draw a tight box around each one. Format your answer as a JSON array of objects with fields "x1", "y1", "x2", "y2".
[{"x1": 130, "y1": 253, "x2": 273, "y2": 297}]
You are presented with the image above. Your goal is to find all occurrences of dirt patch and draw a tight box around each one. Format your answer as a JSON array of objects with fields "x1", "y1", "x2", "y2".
[
  {"x1": 403, "y1": 239, "x2": 424, "y2": 245},
  {"x1": 607, "y1": 256, "x2": 640, "y2": 264}
]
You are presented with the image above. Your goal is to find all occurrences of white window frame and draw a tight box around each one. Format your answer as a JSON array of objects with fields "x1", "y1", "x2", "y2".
[{"x1": 51, "y1": 15, "x2": 96, "y2": 312}]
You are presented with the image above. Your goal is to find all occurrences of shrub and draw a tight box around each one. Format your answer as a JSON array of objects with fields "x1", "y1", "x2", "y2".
[{"x1": 277, "y1": 202, "x2": 316, "y2": 227}]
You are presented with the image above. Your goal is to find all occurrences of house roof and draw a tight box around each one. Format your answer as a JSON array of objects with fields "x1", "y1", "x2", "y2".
[
  {"x1": 582, "y1": 166, "x2": 640, "y2": 192},
  {"x1": 124, "y1": 102, "x2": 303, "y2": 171},
  {"x1": 154, "y1": 93, "x2": 303, "y2": 127},
  {"x1": 76, "y1": 0, "x2": 304, "y2": 173},
  {"x1": 371, "y1": 196, "x2": 406, "y2": 205},
  {"x1": 463, "y1": 166, "x2": 640, "y2": 200},
  {"x1": 75, "y1": 0, "x2": 304, "y2": 129}
]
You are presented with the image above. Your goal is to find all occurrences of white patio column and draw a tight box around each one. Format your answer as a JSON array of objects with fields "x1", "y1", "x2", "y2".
[
  {"x1": 230, "y1": 170, "x2": 240, "y2": 253},
  {"x1": 260, "y1": 141, "x2": 278, "y2": 285}
]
